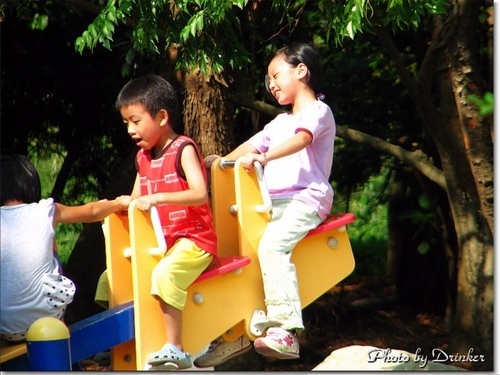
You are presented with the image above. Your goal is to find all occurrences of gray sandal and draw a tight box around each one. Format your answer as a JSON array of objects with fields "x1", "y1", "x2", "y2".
[{"x1": 147, "y1": 343, "x2": 192, "y2": 370}]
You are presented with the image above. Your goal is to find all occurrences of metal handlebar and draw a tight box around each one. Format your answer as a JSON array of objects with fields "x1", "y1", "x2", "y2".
[{"x1": 218, "y1": 160, "x2": 235, "y2": 170}]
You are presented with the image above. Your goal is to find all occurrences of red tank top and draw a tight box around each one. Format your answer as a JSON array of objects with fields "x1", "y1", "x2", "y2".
[{"x1": 136, "y1": 136, "x2": 217, "y2": 255}]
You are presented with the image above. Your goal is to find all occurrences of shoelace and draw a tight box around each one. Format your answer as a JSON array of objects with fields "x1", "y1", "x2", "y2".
[{"x1": 207, "y1": 339, "x2": 221, "y2": 352}]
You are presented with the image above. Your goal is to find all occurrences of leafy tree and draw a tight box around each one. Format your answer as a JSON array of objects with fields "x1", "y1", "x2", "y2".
[
  {"x1": 2, "y1": 0, "x2": 493, "y2": 369},
  {"x1": 321, "y1": 1, "x2": 493, "y2": 367}
]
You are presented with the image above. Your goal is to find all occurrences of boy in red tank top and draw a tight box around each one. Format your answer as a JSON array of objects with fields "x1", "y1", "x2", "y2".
[{"x1": 116, "y1": 75, "x2": 217, "y2": 370}]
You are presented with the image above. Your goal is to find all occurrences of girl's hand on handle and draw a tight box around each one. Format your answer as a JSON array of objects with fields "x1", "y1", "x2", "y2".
[{"x1": 239, "y1": 152, "x2": 266, "y2": 172}]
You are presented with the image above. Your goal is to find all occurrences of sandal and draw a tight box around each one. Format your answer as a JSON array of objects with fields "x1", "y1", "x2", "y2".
[{"x1": 147, "y1": 343, "x2": 192, "y2": 370}]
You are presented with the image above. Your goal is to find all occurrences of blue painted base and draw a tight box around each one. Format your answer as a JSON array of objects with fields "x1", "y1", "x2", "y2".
[{"x1": 1, "y1": 301, "x2": 134, "y2": 371}]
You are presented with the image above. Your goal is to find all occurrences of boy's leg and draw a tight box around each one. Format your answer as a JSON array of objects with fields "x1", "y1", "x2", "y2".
[{"x1": 147, "y1": 239, "x2": 212, "y2": 369}]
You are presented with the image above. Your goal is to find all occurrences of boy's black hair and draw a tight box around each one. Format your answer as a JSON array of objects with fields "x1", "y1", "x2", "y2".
[
  {"x1": 265, "y1": 42, "x2": 322, "y2": 99},
  {"x1": 1, "y1": 154, "x2": 42, "y2": 205},
  {"x1": 115, "y1": 74, "x2": 179, "y2": 126}
]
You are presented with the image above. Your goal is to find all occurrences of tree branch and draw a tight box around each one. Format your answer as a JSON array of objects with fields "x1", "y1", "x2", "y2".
[
  {"x1": 418, "y1": 9, "x2": 459, "y2": 87},
  {"x1": 233, "y1": 95, "x2": 446, "y2": 190},
  {"x1": 336, "y1": 125, "x2": 446, "y2": 190}
]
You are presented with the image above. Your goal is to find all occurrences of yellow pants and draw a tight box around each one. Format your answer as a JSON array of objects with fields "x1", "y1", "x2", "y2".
[
  {"x1": 94, "y1": 238, "x2": 213, "y2": 311},
  {"x1": 151, "y1": 238, "x2": 213, "y2": 311}
]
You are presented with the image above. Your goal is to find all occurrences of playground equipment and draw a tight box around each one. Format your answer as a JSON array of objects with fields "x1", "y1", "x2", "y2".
[{"x1": 0, "y1": 158, "x2": 355, "y2": 371}]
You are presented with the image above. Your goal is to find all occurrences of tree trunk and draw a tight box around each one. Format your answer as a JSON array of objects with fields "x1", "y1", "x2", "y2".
[
  {"x1": 183, "y1": 70, "x2": 235, "y2": 156},
  {"x1": 373, "y1": 0, "x2": 493, "y2": 368},
  {"x1": 435, "y1": 2, "x2": 494, "y2": 367}
]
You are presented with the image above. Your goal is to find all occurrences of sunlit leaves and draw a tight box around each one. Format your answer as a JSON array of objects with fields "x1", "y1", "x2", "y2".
[
  {"x1": 318, "y1": 0, "x2": 448, "y2": 45},
  {"x1": 71, "y1": 0, "x2": 449, "y2": 76},
  {"x1": 468, "y1": 92, "x2": 494, "y2": 116},
  {"x1": 30, "y1": 13, "x2": 49, "y2": 30},
  {"x1": 74, "y1": 0, "x2": 252, "y2": 75},
  {"x1": 75, "y1": 3, "x2": 122, "y2": 53}
]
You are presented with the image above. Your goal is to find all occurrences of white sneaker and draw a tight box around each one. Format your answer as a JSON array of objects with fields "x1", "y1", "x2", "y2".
[
  {"x1": 254, "y1": 327, "x2": 299, "y2": 359},
  {"x1": 194, "y1": 336, "x2": 252, "y2": 367}
]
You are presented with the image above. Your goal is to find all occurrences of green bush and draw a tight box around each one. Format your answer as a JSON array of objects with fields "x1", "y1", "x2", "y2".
[{"x1": 332, "y1": 168, "x2": 389, "y2": 278}]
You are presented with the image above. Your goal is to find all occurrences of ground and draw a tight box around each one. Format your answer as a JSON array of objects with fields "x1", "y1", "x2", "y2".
[{"x1": 81, "y1": 276, "x2": 471, "y2": 371}]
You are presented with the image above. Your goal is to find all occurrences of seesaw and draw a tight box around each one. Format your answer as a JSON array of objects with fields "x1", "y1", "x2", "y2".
[
  {"x1": 0, "y1": 158, "x2": 355, "y2": 371},
  {"x1": 110, "y1": 158, "x2": 355, "y2": 370}
]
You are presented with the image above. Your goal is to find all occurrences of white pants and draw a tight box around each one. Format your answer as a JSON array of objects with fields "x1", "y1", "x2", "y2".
[{"x1": 258, "y1": 199, "x2": 322, "y2": 331}]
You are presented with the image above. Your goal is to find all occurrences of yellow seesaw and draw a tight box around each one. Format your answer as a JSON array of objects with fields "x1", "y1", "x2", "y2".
[{"x1": 103, "y1": 158, "x2": 355, "y2": 370}]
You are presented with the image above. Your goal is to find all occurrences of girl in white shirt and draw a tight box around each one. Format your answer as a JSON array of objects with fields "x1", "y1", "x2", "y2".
[{"x1": 0, "y1": 154, "x2": 131, "y2": 342}]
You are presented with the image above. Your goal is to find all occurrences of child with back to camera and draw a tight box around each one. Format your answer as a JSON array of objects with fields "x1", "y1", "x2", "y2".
[
  {"x1": 195, "y1": 42, "x2": 336, "y2": 367},
  {"x1": 0, "y1": 154, "x2": 131, "y2": 343},
  {"x1": 116, "y1": 74, "x2": 217, "y2": 370}
]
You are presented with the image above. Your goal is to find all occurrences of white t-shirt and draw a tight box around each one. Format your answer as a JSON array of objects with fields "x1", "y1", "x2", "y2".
[
  {"x1": 247, "y1": 100, "x2": 336, "y2": 220},
  {"x1": 0, "y1": 198, "x2": 75, "y2": 340}
]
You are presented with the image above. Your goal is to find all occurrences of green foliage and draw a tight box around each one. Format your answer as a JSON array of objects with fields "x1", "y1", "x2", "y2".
[
  {"x1": 72, "y1": 0, "x2": 448, "y2": 76},
  {"x1": 0, "y1": 0, "x2": 56, "y2": 31},
  {"x1": 28, "y1": 137, "x2": 64, "y2": 197},
  {"x1": 468, "y1": 92, "x2": 494, "y2": 116},
  {"x1": 30, "y1": 13, "x2": 49, "y2": 30},
  {"x1": 75, "y1": 1, "x2": 124, "y2": 53},
  {"x1": 332, "y1": 161, "x2": 391, "y2": 277},
  {"x1": 74, "y1": 0, "x2": 251, "y2": 75},
  {"x1": 5, "y1": 0, "x2": 489, "y2": 283},
  {"x1": 318, "y1": 0, "x2": 447, "y2": 45},
  {"x1": 27, "y1": 141, "x2": 98, "y2": 266}
]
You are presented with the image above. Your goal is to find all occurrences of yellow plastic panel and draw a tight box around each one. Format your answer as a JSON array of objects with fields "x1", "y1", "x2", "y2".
[
  {"x1": 182, "y1": 268, "x2": 252, "y2": 351},
  {"x1": 102, "y1": 212, "x2": 136, "y2": 370},
  {"x1": 103, "y1": 212, "x2": 133, "y2": 307},
  {"x1": 293, "y1": 226, "x2": 355, "y2": 307},
  {"x1": 232, "y1": 160, "x2": 270, "y2": 339},
  {"x1": 127, "y1": 202, "x2": 166, "y2": 370},
  {"x1": 210, "y1": 158, "x2": 239, "y2": 257},
  {"x1": 116, "y1": 159, "x2": 355, "y2": 370}
]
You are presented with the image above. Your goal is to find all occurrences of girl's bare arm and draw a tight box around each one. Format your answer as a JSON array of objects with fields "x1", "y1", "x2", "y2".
[{"x1": 54, "y1": 195, "x2": 132, "y2": 224}]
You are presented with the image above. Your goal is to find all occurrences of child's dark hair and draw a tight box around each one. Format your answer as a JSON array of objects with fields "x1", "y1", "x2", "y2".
[
  {"x1": 265, "y1": 42, "x2": 322, "y2": 98},
  {"x1": 115, "y1": 74, "x2": 179, "y2": 125},
  {"x1": 1, "y1": 154, "x2": 42, "y2": 206}
]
